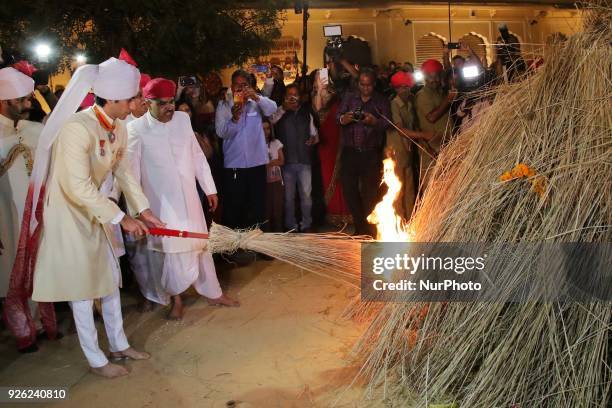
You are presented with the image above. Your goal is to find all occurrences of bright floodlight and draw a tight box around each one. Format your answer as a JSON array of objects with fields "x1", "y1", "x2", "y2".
[
  {"x1": 35, "y1": 44, "x2": 51, "y2": 59},
  {"x1": 414, "y1": 70, "x2": 424, "y2": 82},
  {"x1": 462, "y1": 65, "x2": 480, "y2": 79},
  {"x1": 75, "y1": 54, "x2": 87, "y2": 64}
]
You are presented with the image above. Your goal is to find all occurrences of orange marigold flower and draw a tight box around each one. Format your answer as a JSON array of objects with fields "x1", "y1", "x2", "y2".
[{"x1": 500, "y1": 171, "x2": 514, "y2": 182}]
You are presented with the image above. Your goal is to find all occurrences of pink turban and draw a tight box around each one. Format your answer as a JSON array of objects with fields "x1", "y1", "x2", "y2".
[
  {"x1": 421, "y1": 59, "x2": 444, "y2": 75},
  {"x1": 390, "y1": 71, "x2": 415, "y2": 89}
]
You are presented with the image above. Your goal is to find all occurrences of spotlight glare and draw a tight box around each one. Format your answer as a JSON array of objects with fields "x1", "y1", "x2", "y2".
[
  {"x1": 414, "y1": 70, "x2": 424, "y2": 82},
  {"x1": 35, "y1": 44, "x2": 51, "y2": 58},
  {"x1": 462, "y1": 65, "x2": 480, "y2": 79}
]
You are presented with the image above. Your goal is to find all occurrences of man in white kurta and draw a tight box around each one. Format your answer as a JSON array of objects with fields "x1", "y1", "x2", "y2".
[
  {"x1": 127, "y1": 78, "x2": 239, "y2": 320},
  {"x1": 0, "y1": 68, "x2": 44, "y2": 343}
]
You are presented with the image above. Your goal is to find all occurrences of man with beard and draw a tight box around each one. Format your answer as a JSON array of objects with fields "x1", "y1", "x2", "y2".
[{"x1": 0, "y1": 67, "x2": 45, "y2": 351}]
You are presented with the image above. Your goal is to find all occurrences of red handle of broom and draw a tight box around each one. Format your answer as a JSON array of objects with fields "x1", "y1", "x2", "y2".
[{"x1": 148, "y1": 227, "x2": 209, "y2": 239}]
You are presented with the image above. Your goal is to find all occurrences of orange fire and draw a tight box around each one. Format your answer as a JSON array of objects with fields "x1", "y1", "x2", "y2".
[{"x1": 367, "y1": 158, "x2": 414, "y2": 241}]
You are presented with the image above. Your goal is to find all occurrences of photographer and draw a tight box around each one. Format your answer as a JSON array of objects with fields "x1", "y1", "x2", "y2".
[
  {"x1": 337, "y1": 68, "x2": 391, "y2": 236},
  {"x1": 445, "y1": 42, "x2": 487, "y2": 133}
]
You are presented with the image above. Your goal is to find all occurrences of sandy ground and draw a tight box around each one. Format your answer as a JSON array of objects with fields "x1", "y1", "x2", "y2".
[{"x1": 0, "y1": 259, "x2": 384, "y2": 408}]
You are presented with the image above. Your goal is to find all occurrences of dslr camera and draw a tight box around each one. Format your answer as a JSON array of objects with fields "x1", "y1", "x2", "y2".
[{"x1": 352, "y1": 107, "x2": 364, "y2": 121}]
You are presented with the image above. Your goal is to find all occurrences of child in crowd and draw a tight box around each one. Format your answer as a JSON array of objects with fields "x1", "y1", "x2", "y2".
[{"x1": 263, "y1": 118, "x2": 285, "y2": 232}]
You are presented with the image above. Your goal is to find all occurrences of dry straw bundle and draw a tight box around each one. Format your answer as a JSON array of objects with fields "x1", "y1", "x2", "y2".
[
  {"x1": 208, "y1": 223, "x2": 368, "y2": 287},
  {"x1": 353, "y1": 3, "x2": 611, "y2": 407}
]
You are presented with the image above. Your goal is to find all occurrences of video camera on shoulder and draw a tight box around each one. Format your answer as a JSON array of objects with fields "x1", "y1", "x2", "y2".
[{"x1": 323, "y1": 25, "x2": 344, "y2": 62}]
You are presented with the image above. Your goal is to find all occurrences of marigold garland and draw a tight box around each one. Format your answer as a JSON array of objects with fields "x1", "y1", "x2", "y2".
[{"x1": 499, "y1": 162, "x2": 547, "y2": 197}]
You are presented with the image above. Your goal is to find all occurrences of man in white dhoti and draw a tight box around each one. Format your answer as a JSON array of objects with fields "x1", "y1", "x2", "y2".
[
  {"x1": 0, "y1": 67, "x2": 45, "y2": 352},
  {"x1": 128, "y1": 78, "x2": 239, "y2": 320},
  {"x1": 7, "y1": 58, "x2": 165, "y2": 378}
]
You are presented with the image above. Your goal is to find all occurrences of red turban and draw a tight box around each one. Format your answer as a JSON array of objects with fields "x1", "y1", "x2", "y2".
[
  {"x1": 143, "y1": 78, "x2": 176, "y2": 99},
  {"x1": 12, "y1": 60, "x2": 38, "y2": 77},
  {"x1": 139, "y1": 73, "x2": 152, "y2": 89},
  {"x1": 390, "y1": 71, "x2": 415, "y2": 89},
  {"x1": 421, "y1": 59, "x2": 444, "y2": 75},
  {"x1": 119, "y1": 48, "x2": 138, "y2": 67}
]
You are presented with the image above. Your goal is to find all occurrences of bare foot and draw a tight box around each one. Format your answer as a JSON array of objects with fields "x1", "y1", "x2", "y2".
[
  {"x1": 167, "y1": 295, "x2": 184, "y2": 320},
  {"x1": 207, "y1": 294, "x2": 240, "y2": 307},
  {"x1": 109, "y1": 347, "x2": 151, "y2": 361},
  {"x1": 90, "y1": 363, "x2": 129, "y2": 378},
  {"x1": 138, "y1": 299, "x2": 156, "y2": 313}
]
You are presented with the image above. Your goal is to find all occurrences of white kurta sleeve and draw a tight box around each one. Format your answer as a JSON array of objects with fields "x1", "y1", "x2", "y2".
[
  {"x1": 191, "y1": 132, "x2": 217, "y2": 196},
  {"x1": 126, "y1": 125, "x2": 142, "y2": 185},
  {"x1": 120, "y1": 124, "x2": 149, "y2": 215},
  {"x1": 269, "y1": 106, "x2": 286, "y2": 125},
  {"x1": 262, "y1": 78, "x2": 274, "y2": 97}
]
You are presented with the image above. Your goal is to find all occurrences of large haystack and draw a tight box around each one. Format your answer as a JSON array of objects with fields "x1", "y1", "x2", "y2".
[{"x1": 354, "y1": 3, "x2": 611, "y2": 407}]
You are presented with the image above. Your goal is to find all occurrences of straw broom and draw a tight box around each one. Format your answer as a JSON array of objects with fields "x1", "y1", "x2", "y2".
[
  {"x1": 151, "y1": 224, "x2": 370, "y2": 288},
  {"x1": 351, "y1": 2, "x2": 612, "y2": 407},
  {"x1": 208, "y1": 223, "x2": 371, "y2": 287}
]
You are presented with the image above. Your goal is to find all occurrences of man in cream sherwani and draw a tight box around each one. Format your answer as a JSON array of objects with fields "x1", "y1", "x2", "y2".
[
  {"x1": 30, "y1": 58, "x2": 165, "y2": 378},
  {"x1": 0, "y1": 67, "x2": 44, "y2": 350},
  {"x1": 127, "y1": 78, "x2": 239, "y2": 320}
]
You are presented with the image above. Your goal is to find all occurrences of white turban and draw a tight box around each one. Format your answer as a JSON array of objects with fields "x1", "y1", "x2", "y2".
[
  {"x1": 93, "y1": 57, "x2": 140, "y2": 100},
  {"x1": 0, "y1": 67, "x2": 35, "y2": 100}
]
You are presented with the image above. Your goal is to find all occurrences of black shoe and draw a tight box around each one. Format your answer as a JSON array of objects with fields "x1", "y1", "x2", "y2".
[
  {"x1": 37, "y1": 330, "x2": 64, "y2": 341},
  {"x1": 18, "y1": 343, "x2": 39, "y2": 353}
]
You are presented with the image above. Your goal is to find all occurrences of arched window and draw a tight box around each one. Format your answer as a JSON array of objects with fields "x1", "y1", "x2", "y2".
[
  {"x1": 457, "y1": 32, "x2": 488, "y2": 64},
  {"x1": 416, "y1": 33, "x2": 446, "y2": 67}
]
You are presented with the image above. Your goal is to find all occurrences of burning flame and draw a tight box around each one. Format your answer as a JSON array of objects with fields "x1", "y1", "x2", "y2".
[{"x1": 367, "y1": 158, "x2": 414, "y2": 241}]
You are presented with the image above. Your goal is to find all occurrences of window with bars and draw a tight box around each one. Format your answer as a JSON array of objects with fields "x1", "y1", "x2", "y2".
[{"x1": 416, "y1": 33, "x2": 446, "y2": 67}]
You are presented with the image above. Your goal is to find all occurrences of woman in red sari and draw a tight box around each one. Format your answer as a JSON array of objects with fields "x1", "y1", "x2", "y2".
[{"x1": 312, "y1": 70, "x2": 351, "y2": 227}]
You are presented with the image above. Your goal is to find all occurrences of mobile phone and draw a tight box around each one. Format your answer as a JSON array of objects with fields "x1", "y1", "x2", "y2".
[
  {"x1": 254, "y1": 64, "x2": 269, "y2": 73},
  {"x1": 233, "y1": 92, "x2": 244, "y2": 107},
  {"x1": 447, "y1": 42, "x2": 460, "y2": 50},
  {"x1": 319, "y1": 68, "x2": 329, "y2": 85},
  {"x1": 179, "y1": 76, "x2": 198, "y2": 87}
]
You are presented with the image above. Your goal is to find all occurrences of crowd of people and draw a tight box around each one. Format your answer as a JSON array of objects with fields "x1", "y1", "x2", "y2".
[{"x1": 0, "y1": 39, "x2": 530, "y2": 377}]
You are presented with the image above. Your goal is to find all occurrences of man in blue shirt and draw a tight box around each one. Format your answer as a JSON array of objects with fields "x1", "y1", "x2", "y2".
[{"x1": 216, "y1": 70, "x2": 277, "y2": 229}]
